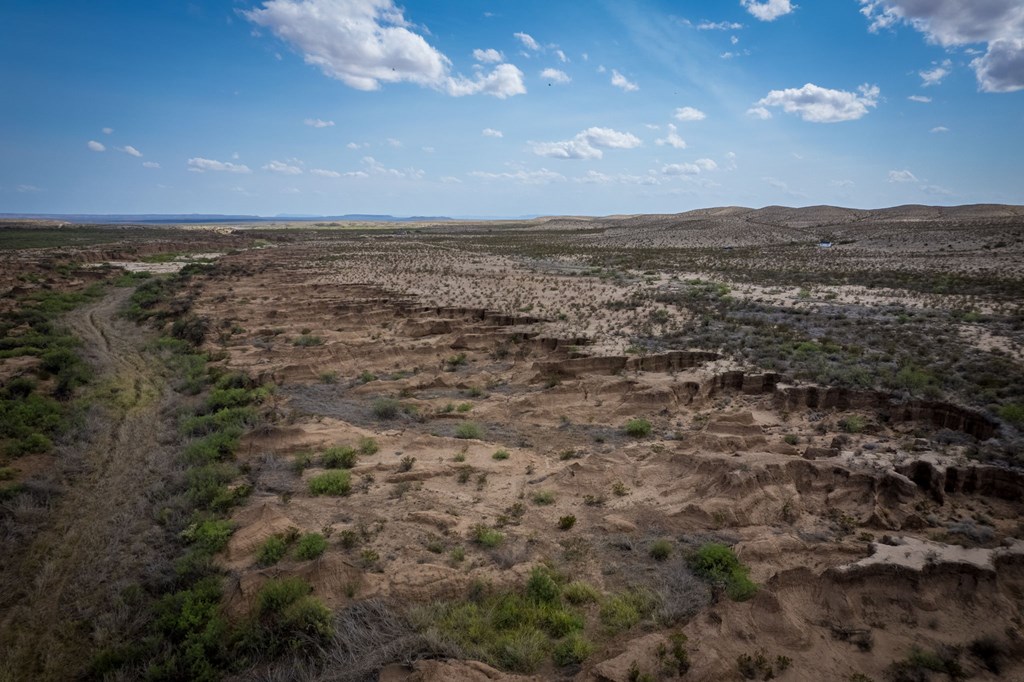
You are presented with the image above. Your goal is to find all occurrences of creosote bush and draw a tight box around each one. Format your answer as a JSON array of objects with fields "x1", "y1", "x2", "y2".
[
  {"x1": 309, "y1": 470, "x2": 352, "y2": 496},
  {"x1": 689, "y1": 543, "x2": 757, "y2": 601},
  {"x1": 624, "y1": 418, "x2": 653, "y2": 438}
]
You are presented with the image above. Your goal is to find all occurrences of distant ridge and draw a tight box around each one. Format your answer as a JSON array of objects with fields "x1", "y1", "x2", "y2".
[{"x1": 0, "y1": 213, "x2": 453, "y2": 225}]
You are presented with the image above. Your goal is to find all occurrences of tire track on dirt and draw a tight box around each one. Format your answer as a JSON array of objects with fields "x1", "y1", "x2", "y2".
[{"x1": 0, "y1": 288, "x2": 182, "y2": 681}]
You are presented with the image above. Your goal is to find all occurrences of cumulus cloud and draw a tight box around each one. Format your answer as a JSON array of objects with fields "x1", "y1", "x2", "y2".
[
  {"x1": 674, "y1": 106, "x2": 706, "y2": 121},
  {"x1": 610, "y1": 69, "x2": 638, "y2": 91},
  {"x1": 310, "y1": 168, "x2": 341, "y2": 177},
  {"x1": 908, "y1": 94, "x2": 932, "y2": 102},
  {"x1": 346, "y1": 142, "x2": 369, "y2": 149},
  {"x1": 753, "y1": 83, "x2": 880, "y2": 122},
  {"x1": 470, "y1": 168, "x2": 565, "y2": 184},
  {"x1": 101, "y1": 127, "x2": 114, "y2": 135},
  {"x1": 661, "y1": 158, "x2": 717, "y2": 176},
  {"x1": 361, "y1": 156, "x2": 423, "y2": 179},
  {"x1": 741, "y1": 0, "x2": 796, "y2": 22},
  {"x1": 859, "y1": 0, "x2": 1024, "y2": 92},
  {"x1": 120, "y1": 145, "x2": 143, "y2": 157},
  {"x1": 245, "y1": 0, "x2": 525, "y2": 97},
  {"x1": 540, "y1": 68, "x2": 571, "y2": 84},
  {"x1": 930, "y1": 125, "x2": 950, "y2": 133},
  {"x1": 304, "y1": 117, "x2": 335, "y2": 127},
  {"x1": 655, "y1": 124, "x2": 687, "y2": 149},
  {"x1": 514, "y1": 32, "x2": 540, "y2": 51},
  {"x1": 746, "y1": 106, "x2": 773, "y2": 119},
  {"x1": 188, "y1": 157, "x2": 252, "y2": 173},
  {"x1": 142, "y1": 161, "x2": 161, "y2": 169},
  {"x1": 263, "y1": 159, "x2": 303, "y2": 174},
  {"x1": 888, "y1": 169, "x2": 918, "y2": 183},
  {"x1": 482, "y1": 128, "x2": 503, "y2": 138},
  {"x1": 920, "y1": 59, "x2": 951, "y2": 86},
  {"x1": 531, "y1": 127, "x2": 642, "y2": 160},
  {"x1": 473, "y1": 48, "x2": 503, "y2": 63},
  {"x1": 87, "y1": 140, "x2": 105, "y2": 152}
]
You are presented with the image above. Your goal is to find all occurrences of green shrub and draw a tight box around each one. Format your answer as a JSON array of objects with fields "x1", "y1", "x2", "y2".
[
  {"x1": 181, "y1": 519, "x2": 234, "y2": 554},
  {"x1": 649, "y1": 539, "x2": 672, "y2": 561},
  {"x1": 838, "y1": 415, "x2": 866, "y2": 433},
  {"x1": 372, "y1": 398, "x2": 400, "y2": 419},
  {"x1": 624, "y1": 418, "x2": 653, "y2": 437},
  {"x1": 531, "y1": 490, "x2": 555, "y2": 505},
  {"x1": 562, "y1": 581, "x2": 600, "y2": 605},
  {"x1": 184, "y1": 427, "x2": 242, "y2": 465},
  {"x1": 690, "y1": 543, "x2": 757, "y2": 601},
  {"x1": 295, "y1": 533, "x2": 327, "y2": 560},
  {"x1": 558, "y1": 515, "x2": 577, "y2": 530},
  {"x1": 398, "y1": 455, "x2": 416, "y2": 472},
  {"x1": 293, "y1": 334, "x2": 324, "y2": 347},
  {"x1": 526, "y1": 567, "x2": 561, "y2": 604},
  {"x1": 998, "y1": 403, "x2": 1024, "y2": 428},
  {"x1": 471, "y1": 524, "x2": 504, "y2": 548},
  {"x1": 455, "y1": 421, "x2": 483, "y2": 439},
  {"x1": 553, "y1": 632, "x2": 594, "y2": 666},
  {"x1": 358, "y1": 436, "x2": 379, "y2": 455},
  {"x1": 256, "y1": 577, "x2": 311, "y2": 616},
  {"x1": 309, "y1": 470, "x2": 352, "y2": 496},
  {"x1": 322, "y1": 446, "x2": 357, "y2": 469},
  {"x1": 492, "y1": 449, "x2": 510, "y2": 460},
  {"x1": 599, "y1": 593, "x2": 644, "y2": 633},
  {"x1": 256, "y1": 535, "x2": 287, "y2": 566}
]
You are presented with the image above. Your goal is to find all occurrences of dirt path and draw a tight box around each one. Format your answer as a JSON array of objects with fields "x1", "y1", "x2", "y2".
[{"x1": 0, "y1": 288, "x2": 181, "y2": 681}]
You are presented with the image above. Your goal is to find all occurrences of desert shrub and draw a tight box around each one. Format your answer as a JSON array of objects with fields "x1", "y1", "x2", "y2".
[
  {"x1": 358, "y1": 436, "x2": 379, "y2": 455},
  {"x1": 558, "y1": 515, "x2": 577, "y2": 530},
  {"x1": 783, "y1": 433, "x2": 800, "y2": 445},
  {"x1": 397, "y1": 455, "x2": 416, "y2": 472},
  {"x1": 171, "y1": 315, "x2": 209, "y2": 346},
  {"x1": 492, "y1": 449, "x2": 510, "y2": 460},
  {"x1": 309, "y1": 470, "x2": 352, "y2": 496},
  {"x1": 553, "y1": 632, "x2": 594, "y2": 666},
  {"x1": 293, "y1": 334, "x2": 324, "y2": 347},
  {"x1": 372, "y1": 398, "x2": 400, "y2": 419},
  {"x1": 184, "y1": 426, "x2": 242, "y2": 465},
  {"x1": 471, "y1": 525, "x2": 504, "y2": 548},
  {"x1": 241, "y1": 578, "x2": 333, "y2": 660},
  {"x1": 532, "y1": 490, "x2": 555, "y2": 505},
  {"x1": 186, "y1": 463, "x2": 241, "y2": 510},
  {"x1": 599, "y1": 589, "x2": 657, "y2": 633},
  {"x1": 690, "y1": 543, "x2": 757, "y2": 601},
  {"x1": 649, "y1": 539, "x2": 673, "y2": 561},
  {"x1": 181, "y1": 406, "x2": 258, "y2": 437},
  {"x1": 624, "y1": 418, "x2": 653, "y2": 437},
  {"x1": 526, "y1": 567, "x2": 562, "y2": 604},
  {"x1": 294, "y1": 532, "x2": 327, "y2": 560},
  {"x1": 998, "y1": 403, "x2": 1024, "y2": 428},
  {"x1": 181, "y1": 519, "x2": 234, "y2": 554},
  {"x1": 257, "y1": 535, "x2": 289, "y2": 566},
  {"x1": 455, "y1": 421, "x2": 483, "y2": 439},
  {"x1": 969, "y1": 635, "x2": 1005, "y2": 674},
  {"x1": 563, "y1": 581, "x2": 600, "y2": 605},
  {"x1": 839, "y1": 415, "x2": 866, "y2": 433},
  {"x1": 322, "y1": 446, "x2": 358, "y2": 469},
  {"x1": 151, "y1": 576, "x2": 230, "y2": 680}
]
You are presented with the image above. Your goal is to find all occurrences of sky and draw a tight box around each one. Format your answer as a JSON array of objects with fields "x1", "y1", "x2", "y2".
[{"x1": 1, "y1": 0, "x2": 1023, "y2": 217}]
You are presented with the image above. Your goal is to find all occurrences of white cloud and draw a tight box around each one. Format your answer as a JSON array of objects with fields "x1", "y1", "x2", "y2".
[
  {"x1": 514, "y1": 32, "x2": 540, "y2": 51},
  {"x1": 386, "y1": 137, "x2": 402, "y2": 147},
  {"x1": 830, "y1": 179, "x2": 855, "y2": 188},
  {"x1": 16, "y1": 184, "x2": 40, "y2": 193},
  {"x1": 120, "y1": 145, "x2": 143, "y2": 157},
  {"x1": 541, "y1": 68, "x2": 571, "y2": 84},
  {"x1": 470, "y1": 168, "x2": 565, "y2": 184},
  {"x1": 245, "y1": 0, "x2": 525, "y2": 98},
  {"x1": 142, "y1": 161, "x2": 161, "y2": 169},
  {"x1": 655, "y1": 124, "x2": 687, "y2": 149},
  {"x1": 346, "y1": 142, "x2": 368, "y2": 149},
  {"x1": 741, "y1": 0, "x2": 796, "y2": 22},
  {"x1": 930, "y1": 125, "x2": 950, "y2": 133},
  {"x1": 101, "y1": 127, "x2": 113, "y2": 135},
  {"x1": 920, "y1": 59, "x2": 952, "y2": 86},
  {"x1": 662, "y1": 163, "x2": 701, "y2": 175},
  {"x1": 440, "y1": 176, "x2": 462, "y2": 183},
  {"x1": 859, "y1": 0, "x2": 1024, "y2": 92},
  {"x1": 87, "y1": 140, "x2": 106, "y2": 152},
  {"x1": 422, "y1": 146, "x2": 434, "y2": 153},
  {"x1": 473, "y1": 48, "x2": 503, "y2": 63},
  {"x1": 531, "y1": 127, "x2": 642, "y2": 160},
  {"x1": 344, "y1": 170, "x2": 369, "y2": 178},
  {"x1": 888, "y1": 169, "x2": 918, "y2": 183},
  {"x1": 310, "y1": 168, "x2": 342, "y2": 177},
  {"x1": 746, "y1": 106, "x2": 773, "y2": 119},
  {"x1": 482, "y1": 128, "x2": 504, "y2": 138},
  {"x1": 695, "y1": 158, "x2": 718, "y2": 171},
  {"x1": 908, "y1": 94, "x2": 932, "y2": 102},
  {"x1": 753, "y1": 83, "x2": 880, "y2": 122},
  {"x1": 697, "y1": 20, "x2": 744, "y2": 30},
  {"x1": 263, "y1": 159, "x2": 303, "y2": 174},
  {"x1": 555, "y1": 49, "x2": 567, "y2": 63},
  {"x1": 304, "y1": 117, "x2": 335, "y2": 128},
  {"x1": 361, "y1": 156, "x2": 423, "y2": 179},
  {"x1": 673, "y1": 106, "x2": 707, "y2": 121},
  {"x1": 445, "y1": 63, "x2": 527, "y2": 98},
  {"x1": 610, "y1": 69, "x2": 638, "y2": 91},
  {"x1": 188, "y1": 157, "x2": 252, "y2": 173}
]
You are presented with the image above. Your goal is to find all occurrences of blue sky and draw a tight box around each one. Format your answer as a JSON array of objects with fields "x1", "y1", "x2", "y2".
[{"x1": 2, "y1": 0, "x2": 1022, "y2": 217}]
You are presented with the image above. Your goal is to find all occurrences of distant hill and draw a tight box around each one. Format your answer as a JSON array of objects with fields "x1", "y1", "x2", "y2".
[{"x1": 0, "y1": 213, "x2": 453, "y2": 225}]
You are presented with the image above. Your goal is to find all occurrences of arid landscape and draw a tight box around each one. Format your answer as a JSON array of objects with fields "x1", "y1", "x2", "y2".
[{"x1": 0, "y1": 205, "x2": 1022, "y2": 681}]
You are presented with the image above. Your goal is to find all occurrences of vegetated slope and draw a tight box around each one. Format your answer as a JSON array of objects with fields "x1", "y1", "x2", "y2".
[{"x1": 0, "y1": 289, "x2": 181, "y2": 680}]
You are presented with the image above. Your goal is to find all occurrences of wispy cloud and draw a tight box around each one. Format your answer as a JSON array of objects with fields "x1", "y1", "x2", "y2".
[
  {"x1": 187, "y1": 157, "x2": 252, "y2": 173},
  {"x1": 304, "y1": 117, "x2": 335, "y2": 128},
  {"x1": 610, "y1": 69, "x2": 638, "y2": 91},
  {"x1": 87, "y1": 140, "x2": 106, "y2": 152}
]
